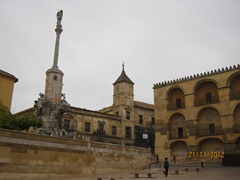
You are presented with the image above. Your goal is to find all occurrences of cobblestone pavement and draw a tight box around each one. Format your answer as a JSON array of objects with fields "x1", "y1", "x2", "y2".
[{"x1": 1, "y1": 166, "x2": 240, "y2": 180}]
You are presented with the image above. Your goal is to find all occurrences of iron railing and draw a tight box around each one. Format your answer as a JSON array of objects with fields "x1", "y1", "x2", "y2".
[
  {"x1": 232, "y1": 124, "x2": 240, "y2": 133},
  {"x1": 197, "y1": 127, "x2": 222, "y2": 136},
  {"x1": 194, "y1": 95, "x2": 219, "y2": 106},
  {"x1": 167, "y1": 103, "x2": 185, "y2": 111},
  {"x1": 168, "y1": 133, "x2": 188, "y2": 139},
  {"x1": 230, "y1": 92, "x2": 240, "y2": 100}
]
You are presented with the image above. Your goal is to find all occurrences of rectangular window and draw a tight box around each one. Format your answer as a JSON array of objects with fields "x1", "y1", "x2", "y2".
[
  {"x1": 126, "y1": 111, "x2": 130, "y2": 120},
  {"x1": 151, "y1": 117, "x2": 155, "y2": 125},
  {"x1": 85, "y1": 122, "x2": 90, "y2": 132},
  {"x1": 112, "y1": 126, "x2": 116, "y2": 136},
  {"x1": 63, "y1": 120, "x2": 70, "y2": 130},
  {"x1": 176, "y1": 98, "x2": 182, "y2": 108},
  {"x1": 205, "y1": 93, "x2": 212, "y2": 103},
  {"x1": 209, "y1": 123, "x2": 215, "y2": 135},
  {"x1": 125, "y1": 127, "x2": 131, "y2": 138},
  {"x1": 116, "y1": 111, "x2": 119, "y2": 116},
  {"x1": 98, "y1": 124, "x2": 104, "y2": 134},
  {"x1": 178, "y1": 127, "x2": 183, "y2": 138},
  {"x1": 139, "y1": 115, "x2": 143, "y2": 124}
]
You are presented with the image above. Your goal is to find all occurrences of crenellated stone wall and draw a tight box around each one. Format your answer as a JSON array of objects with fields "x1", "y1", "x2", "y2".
[{"x1": 154, "y1": 64, "x2": 240, "y2": 88}]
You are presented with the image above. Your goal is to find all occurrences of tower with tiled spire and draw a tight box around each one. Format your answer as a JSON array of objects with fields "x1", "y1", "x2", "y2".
[
  {"x1": 113, "y1": 63, "x2": 134, "y2": 109},
  {"x1": 45, "y1": 10, "x2": 64, "y2": 103},
  {"x1": 113, "y1": 63, "x2": 135, "y2": 142}
]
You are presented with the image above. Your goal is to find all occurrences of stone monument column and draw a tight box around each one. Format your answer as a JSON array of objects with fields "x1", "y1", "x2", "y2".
[
  {"x1": 35, "y1": 10, "x2": 70, "y2": 136},
  {"x1": 45, "y1": 10, "x2": 64, "y2": 103}
]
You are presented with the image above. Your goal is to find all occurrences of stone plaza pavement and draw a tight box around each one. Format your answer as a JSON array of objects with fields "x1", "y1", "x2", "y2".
[{"x1": 1, "y1": 166, "x2": 240, "y2": 180}]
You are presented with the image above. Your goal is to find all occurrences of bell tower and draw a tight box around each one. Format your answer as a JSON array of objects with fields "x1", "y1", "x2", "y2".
[
  {"x1": 113, "y1": 63, "x2": 134, "y2": 115},
  {"x1": 45, "y1": 10, "x2": 64, "y2": 103},
  {"x1": 113, "y1": 64, "x2": 135, "y2": 143}
]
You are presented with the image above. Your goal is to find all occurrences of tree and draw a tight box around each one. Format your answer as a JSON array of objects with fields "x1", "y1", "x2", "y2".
[
  {"x1": 14, "y1": 113, "x2": 43, "y2": 131},
  {"x1": 0, "y1": 101, "x2": 42, "y2": 131},
  {"x1": 0, "y1": 101, "x2": 13, "y2": 129}
]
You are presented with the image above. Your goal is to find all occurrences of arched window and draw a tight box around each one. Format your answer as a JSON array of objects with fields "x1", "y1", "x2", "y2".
[
  {"x1": 229, "y1": 73, "x2": 240, "y2": 100},
  {"x1": 167, "y1": 87, "x2": 185, "y2": 110},
  {"x1": 168, "y1": 113, "x2": 188, "y2": 139},
  {"x1": 196, "y1": 107, "x2": 222, "y2": 136},
  {"x1": 194, "y1": 81, "x2": 219, "y2": 106},
  {"x1": 233, "y1": 103, "x2": 240, "y2": 132},
  {"x1": 170, "y1": 141, "x2": 188, "y2": 162}
]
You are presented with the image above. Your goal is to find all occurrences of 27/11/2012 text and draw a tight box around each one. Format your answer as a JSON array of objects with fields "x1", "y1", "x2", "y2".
[{"x1": 188, "y1": 151, "x2": 224, "y2": 158}]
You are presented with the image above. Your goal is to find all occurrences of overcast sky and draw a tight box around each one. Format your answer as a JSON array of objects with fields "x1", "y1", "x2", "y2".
[{"x1": 1, "y1": 0, "x2": 240, "y2": 113}]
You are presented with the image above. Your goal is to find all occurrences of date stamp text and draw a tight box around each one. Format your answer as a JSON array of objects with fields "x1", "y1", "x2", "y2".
[{"x1": 188, "y1": 151, "x2": 224, "y2": 158}]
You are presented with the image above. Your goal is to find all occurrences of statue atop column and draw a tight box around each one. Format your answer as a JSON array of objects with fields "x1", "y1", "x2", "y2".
[
  {"x1": 34, "y1": 10, "x2": 74, "y2": 138},
  {"x1": 57, "y1": 10, "x2": 63, "y2": 26}
]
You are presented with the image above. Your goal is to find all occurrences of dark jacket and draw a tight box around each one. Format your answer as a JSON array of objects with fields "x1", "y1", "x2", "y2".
[{"x1": 164, "y1": 159, "x2": 169, "y2": 168}]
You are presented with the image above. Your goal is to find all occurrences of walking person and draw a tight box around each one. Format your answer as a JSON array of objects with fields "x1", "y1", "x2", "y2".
[
  {"x1": 173, "y1": 155, "x2": 176, "y2": 164},
  {"x1": 164, "y1": 157, "x2": 169, "y2": 177},
  {"x1": 201, "y1": 158, "x2": 204, "y2": 168}
]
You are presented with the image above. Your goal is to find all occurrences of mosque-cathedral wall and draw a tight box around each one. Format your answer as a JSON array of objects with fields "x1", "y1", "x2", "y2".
[{"x1": 154, "y1": 65, "x2": 240, "y2": 164}]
